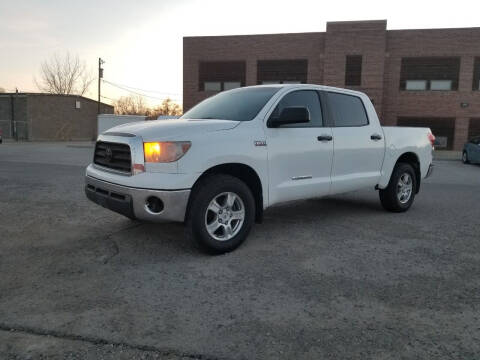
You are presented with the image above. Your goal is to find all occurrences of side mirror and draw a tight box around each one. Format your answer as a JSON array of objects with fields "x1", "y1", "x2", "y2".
[{"x1": 268, "y1": 107, "x2": 310, "y2": 128}]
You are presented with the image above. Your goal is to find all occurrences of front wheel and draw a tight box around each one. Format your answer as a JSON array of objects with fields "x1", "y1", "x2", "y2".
[
  {"x1": 187, "y1": 174, "x2": 255, "y2": 254},
  {"x1": 379, "y1": 163, "x2": 416, "y2": 212}
]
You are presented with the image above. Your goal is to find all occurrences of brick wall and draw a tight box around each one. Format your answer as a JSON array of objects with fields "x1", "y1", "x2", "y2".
[
  {"x1": 383, "y1": 28, "x2": 480, "y2": 149},
  {"x1": 183, "y1": 21, "x2": 480, "y2": 150},
  {"x1": 323, "y1": 20, "x2": 387, "y2": 117},
  {"x1": 0, "y1": 94, "x2": 113, "y2": 141},
  {"x1": 27, "y1": 95, "x2": 113, "y2": 141},
  {"x1": 183, "y1": 32, "x2": 324, "y2": 111}
]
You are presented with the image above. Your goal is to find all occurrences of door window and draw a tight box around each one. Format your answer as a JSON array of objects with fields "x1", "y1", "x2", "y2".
[
  {"x1": 328, "y1": 92, "x2": 369, "y2": 127},
  {"x1": 269, "y1": 90, "x2": 323, "y2": 127}
]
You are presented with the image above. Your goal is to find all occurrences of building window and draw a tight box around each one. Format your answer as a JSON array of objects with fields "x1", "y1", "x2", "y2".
[
  {"x1": 199, "y1": 61, "x2": 246, "y2": 91},
  {"x1": 405, "y1": 80, "x2": 427, "y2": 91},
  {"x1": 397, "y1": 117, "x2": 455, "y2": 150},
  {"x1": 473, "y1": 57, "x2": 480, "y2": 91},
  {"x1": 224, "y1": 81, "x2": 241, "y2": 90},
  {"x1": 257, "y1": 60, "x2": 308, "y2": 84},
  {"x1": 400, "y1": 57, "x2": 460, "y2": 91},
  {"x1": 204, "y1": 82, "x2": 221, "y2": 91},
  {"x1": 345, "y1": 55, "x2": 362, "y2": 86}
]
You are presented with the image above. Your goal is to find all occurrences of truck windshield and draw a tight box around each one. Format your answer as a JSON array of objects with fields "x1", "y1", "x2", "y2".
[{"x1": 181, "y1": 87, "x2": 280, "y2": 121}]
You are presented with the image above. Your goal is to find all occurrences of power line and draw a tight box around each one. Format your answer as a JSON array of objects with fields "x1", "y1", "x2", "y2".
[
  {"x1": 102, "y1": 79, "x2": 181, "y2": 102},
  {"x1": 102, "y1": 80, "x2": 181, "y2": 101},
  {"x1": 100, "y1": 94, "x2": 115, "y2": 101},
  {"x1": 102, "y1": 79, "x2": 180, "y2": 96},
  {"x1": 102, "y1": 81, "x2": 181, "y2": 101}
]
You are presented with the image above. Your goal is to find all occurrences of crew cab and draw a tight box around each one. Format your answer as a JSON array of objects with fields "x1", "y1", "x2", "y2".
[{"x1": 85, "y1": 84, "x2": 434, "y2": 253}]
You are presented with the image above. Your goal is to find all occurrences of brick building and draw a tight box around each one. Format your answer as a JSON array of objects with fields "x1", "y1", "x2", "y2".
[
  {"x1": 183, "y1": 20, "x2": 480, "y2": 150},
  {"x1": 0, "y1": 93, "x2": 113, "y2": 141}
]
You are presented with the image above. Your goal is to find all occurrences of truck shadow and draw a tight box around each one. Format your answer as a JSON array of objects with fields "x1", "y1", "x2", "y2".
[
  {"x1": 265, "y1": 195, "x2": 383, "y2": 221},
  {"x1": 109, "y1": 194, "x2": 383, "y2": 257}
]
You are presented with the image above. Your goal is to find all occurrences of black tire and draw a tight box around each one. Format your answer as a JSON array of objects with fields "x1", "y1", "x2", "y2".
[
  {"x1": 462, "y1": 151, "x2": 470, "y2": 164},
  {"x1": 379, "y1": 162, "x2": 416, "y2": 212},
  {"x1": 186, "y1": 174, "x2": 255, "y2": 254}
]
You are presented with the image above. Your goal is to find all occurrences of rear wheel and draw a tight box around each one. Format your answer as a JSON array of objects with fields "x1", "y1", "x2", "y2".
[
  {"x1": 187, "y1": 174, "x2": 255, "y2": 254},
  {"x1": 379, "y1": 163, "x2": 416, "y2": 212},
  {"x1": 462, "y1": 151, "x2": 470, "y2": 164}
]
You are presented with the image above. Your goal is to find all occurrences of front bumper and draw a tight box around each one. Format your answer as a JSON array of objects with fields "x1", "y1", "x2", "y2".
[{"x1": 85, "y1": 175, "x2": 190, "y2": 222}]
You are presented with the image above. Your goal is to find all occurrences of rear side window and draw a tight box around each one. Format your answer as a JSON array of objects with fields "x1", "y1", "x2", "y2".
[
  {"x1": 328, "y1": 92, "x2": 369, "y2": 127},
  {"x1": 269, "y1": 90, "x2": 323, "y2": 127}
]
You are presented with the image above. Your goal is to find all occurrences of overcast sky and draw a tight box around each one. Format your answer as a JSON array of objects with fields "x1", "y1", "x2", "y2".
[{"x1": 1, "y1": 0, "x2": 479, "y2": 106}]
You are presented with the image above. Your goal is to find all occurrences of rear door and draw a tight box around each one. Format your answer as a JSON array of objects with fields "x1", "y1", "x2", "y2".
[
  {"x1": 326, "y1": 91, "x2": 385, "y2": 194},
  {"x1": 265, "y1": 89, "x2": 333, "y2": 205}
]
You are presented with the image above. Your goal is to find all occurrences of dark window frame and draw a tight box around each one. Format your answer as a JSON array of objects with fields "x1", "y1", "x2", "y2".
[
  {"x1": 326, "y1": 91, "x2": 370, "y2": 128},
  {"x1": 473, "y1": 58, "x2": 480, "y2": 91},
  {"x1": 257, "y1": 59, "x2": 308, "y2": 85},
  {"x1": 399, "y1": 57, "x2": 460, "y2": 91},
  {"x1": 468, "y1": 118, "x2": 480, "y2": 140},
  {"x1": 198, "y1": 61, "x2": 246, "y2": 92},
  {"x1": 345, "y1": 55, "x2": 362, "y2": 86},
  {"x1": 267, "y1": 89, "x2": 325, "y2": 128}
]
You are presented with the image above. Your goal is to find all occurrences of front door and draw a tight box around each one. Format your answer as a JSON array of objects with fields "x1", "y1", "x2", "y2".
[{"x1": 265, "y1": 89, "x2": 334, "y2": 205}]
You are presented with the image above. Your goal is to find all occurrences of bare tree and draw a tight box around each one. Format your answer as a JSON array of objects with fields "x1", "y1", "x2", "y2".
[
  {"x1": 35, "y1": 53, "x2": 94, "y2": 95},
  {"x1": 113, "y1": 95, "x2": 149, "y2": 115},
  {"x1": 113, "y1": 95, "x2": 182, "y2": 118},
  {"x1": 148, "y1": 98, "x2": 183, "y2": 118}
]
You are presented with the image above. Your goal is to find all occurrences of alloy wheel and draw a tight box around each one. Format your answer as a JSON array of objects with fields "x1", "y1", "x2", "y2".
[
  {"x1": 204, "y1": 192, "x2": 245, "y2": 241},
  {"x1": 397, "y1": 173, "x2": 413, "y2": 204}
]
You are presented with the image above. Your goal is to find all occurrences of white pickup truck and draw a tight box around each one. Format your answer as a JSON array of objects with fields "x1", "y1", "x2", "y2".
[{"x1": 85, "y1": 84, "x2": 434, "y2": 253}]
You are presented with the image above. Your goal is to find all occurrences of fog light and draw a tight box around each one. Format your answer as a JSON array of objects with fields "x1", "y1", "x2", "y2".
[{"x1": 145, "y1": 196, "x2": 164, "y2": 214}]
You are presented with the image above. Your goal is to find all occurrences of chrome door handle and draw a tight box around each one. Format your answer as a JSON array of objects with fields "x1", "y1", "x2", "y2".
[{"x1": 317, "y1": 135, "x2": 333, "y2": 141}]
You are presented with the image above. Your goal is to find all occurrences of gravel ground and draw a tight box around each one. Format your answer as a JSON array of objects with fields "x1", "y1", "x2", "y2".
[{"x1": 0, "y1": 142, "x2": 479, "y2": 359}]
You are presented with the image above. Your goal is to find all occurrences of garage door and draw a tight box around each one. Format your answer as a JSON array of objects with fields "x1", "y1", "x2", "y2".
[{"x1": 397, "y1": 117, "x2": 455, "y2": 150}]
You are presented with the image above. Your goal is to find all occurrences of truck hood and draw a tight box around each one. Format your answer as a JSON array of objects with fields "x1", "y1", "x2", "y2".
[{"x1": 105, "y1": 118, "x2": 241, "y2": 141}]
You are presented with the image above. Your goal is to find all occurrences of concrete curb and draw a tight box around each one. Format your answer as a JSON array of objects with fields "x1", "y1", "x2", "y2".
[{"x1": 433, "y1": 151, "x2": 461, "y2": 161}]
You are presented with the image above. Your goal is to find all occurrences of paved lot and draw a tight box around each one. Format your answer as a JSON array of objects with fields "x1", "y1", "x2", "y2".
[{"x1": 1, "y1": 142, "x2": 479, "y2": 359}]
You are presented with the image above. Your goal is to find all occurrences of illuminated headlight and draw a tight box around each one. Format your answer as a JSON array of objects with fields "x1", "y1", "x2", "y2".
[{"x1": 143, "y1": 141, "x2": 191, "y2": 163}]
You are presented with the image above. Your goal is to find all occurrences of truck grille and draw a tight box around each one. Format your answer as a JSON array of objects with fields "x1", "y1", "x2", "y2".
[{"x1": 94, "y1": 141, "x2": 132, "y2": 173}]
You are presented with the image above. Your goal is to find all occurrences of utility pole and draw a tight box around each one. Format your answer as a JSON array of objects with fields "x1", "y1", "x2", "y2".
[
  {"x1": 98, "y1": 57, "x2": 105, "y2": 114},
  {"x1": 10, "y1": 89, "x2": 16, "y2": 140}
]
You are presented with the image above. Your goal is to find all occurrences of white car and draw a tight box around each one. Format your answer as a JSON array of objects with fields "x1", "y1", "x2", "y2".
[{"x1": 85, "y1": 84, "x2": 434, "y2": 253}]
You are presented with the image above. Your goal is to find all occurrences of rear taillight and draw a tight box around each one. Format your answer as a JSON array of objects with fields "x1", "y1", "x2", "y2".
[{"x1": 428, "y1": 132, "x2": 436, "y2": 148}]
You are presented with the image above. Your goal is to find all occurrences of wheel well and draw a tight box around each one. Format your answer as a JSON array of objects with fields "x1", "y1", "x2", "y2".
[
  {"x1": 396, "y1": 152, "x2": 421, "y2": 193},
  {"x1": 191, "y1": 163, "x2": 264, "y2": 223}
]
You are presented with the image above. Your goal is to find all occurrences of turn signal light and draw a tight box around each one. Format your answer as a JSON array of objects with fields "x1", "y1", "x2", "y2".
[{"x1": 144, "y1": 141, "x2": 191, "y2": 163}]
